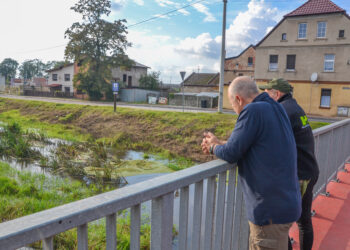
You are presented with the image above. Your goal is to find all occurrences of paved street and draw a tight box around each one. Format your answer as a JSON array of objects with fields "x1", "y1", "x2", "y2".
[{"x1": 0, "y1": 94, "x2": 342, "y2": 123}]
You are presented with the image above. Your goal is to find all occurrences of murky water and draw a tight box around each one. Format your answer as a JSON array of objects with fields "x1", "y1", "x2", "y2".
[
  {"x1": 0, "y1": 126, "x2": 172, "y2": 187},
  {"x1": 0, "y1": 126, "x2": 200, "y2": 249}
]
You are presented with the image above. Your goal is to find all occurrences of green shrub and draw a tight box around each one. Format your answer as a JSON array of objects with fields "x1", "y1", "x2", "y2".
[{"x1": 0, "y1": 177, "x2": 19, "y2": 195}]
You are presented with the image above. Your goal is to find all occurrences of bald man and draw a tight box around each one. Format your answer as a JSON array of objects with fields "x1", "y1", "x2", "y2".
[{"x1": 202, "y1": 77, "x2": 301, "y2": 250}]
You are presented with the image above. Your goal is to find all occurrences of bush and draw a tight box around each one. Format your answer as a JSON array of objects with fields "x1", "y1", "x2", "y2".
[{"x1": 0, "y1": 177, "x2": 19, "y2": 195}]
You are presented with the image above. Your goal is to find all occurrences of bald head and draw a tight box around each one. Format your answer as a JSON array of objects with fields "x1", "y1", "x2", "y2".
[
  {"x1": 227, "y1": 76, "x2": 259, "y2": 114},
  {"x1": 228, "y1": 76, "x2": 259, "y2": 100}
]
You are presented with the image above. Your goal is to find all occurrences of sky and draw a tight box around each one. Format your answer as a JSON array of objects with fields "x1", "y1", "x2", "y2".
[{"x1": 0, "y1": 0, "x2": 350, "y2": 83}]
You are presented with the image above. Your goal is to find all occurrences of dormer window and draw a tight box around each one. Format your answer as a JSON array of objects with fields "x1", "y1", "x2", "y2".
[
  {"x1": 282, "y1": 33, "x2": 287, "y2": 41},
  {"x1": 339, "y1": 30, "x2": 345, "y2": 38},
  {"x1": 317, "y1": 22, "x2": 327, "y2": 38},
  {"x1": 298, "y1": 23, "x2": 307, "y2": 39}
]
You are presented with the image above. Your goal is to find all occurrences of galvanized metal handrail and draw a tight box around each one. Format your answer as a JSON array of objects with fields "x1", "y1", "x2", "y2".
[
  {"x1": 0, "y1": 118, "x2": 349, "y2": 250},
  {"x1": 312, "y1": 118, "x2": 350, "y2": 197},
  {"x1": 0, "y1": 160, "x2": 249, "y2": 250}
]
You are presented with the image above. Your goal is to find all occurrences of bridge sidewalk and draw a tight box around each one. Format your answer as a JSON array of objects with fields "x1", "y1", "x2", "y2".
[{"x1": 290, "y1": 163, "x2": 350, "y2": 250}]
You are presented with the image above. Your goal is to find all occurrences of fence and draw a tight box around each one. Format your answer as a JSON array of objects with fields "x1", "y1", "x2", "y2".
[
  {"x1": 23, "y1": 90, "x2": 74, "y2": 98},
  {"x1": 0, "y1": 119, "x2": 349, "y2": 250},
  {"x1": 312, "y1": 118, "x2": 350, "y2": 198}
]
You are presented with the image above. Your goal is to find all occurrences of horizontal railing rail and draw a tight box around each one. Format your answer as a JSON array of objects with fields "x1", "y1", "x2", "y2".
[
  {"x1": 0, "y1": 118, "x2": 349, "y2": 250},
  {"x1": 312, "y1": 118, "x2": 350, "y2": 197},
  {"x1": 0, "y1": 160, "x2": 249, "y2": 250}
]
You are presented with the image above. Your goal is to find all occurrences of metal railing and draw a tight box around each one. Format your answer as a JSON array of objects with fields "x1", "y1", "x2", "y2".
[
  {"x1": 0, "y1": 119, "x2": 349, "y2": 250},
  {"x1": 312, "y1": 118, "x2": 350, "y2": 198}
]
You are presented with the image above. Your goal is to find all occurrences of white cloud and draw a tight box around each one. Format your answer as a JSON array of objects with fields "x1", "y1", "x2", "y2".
[
  {"x1": 112, "y1": 0, "x2": 127, "y2": 10},
  {"x1": 192, "y1": 3, "x2": 217, "y2": 22},
  {"x1": 155, "y1": 0, "x2": 176, "y2": 7},
  {"x1": 175, "y1": 33, "x2": 220, "y2": 59},
  {"x1": 225, "y1": 0, "x2": 278, "y2": 56},
  {"x1": 155, "y1": 0, "x2": 192, "y2": 17},
  {"x1": 127, "y1": 0, "x2": 279, "y2": 82},
  {"x1": 178, "y1": 8, "x2": 191, "y2": 16},
  {"x1": 133, "y1": 0, "x2": 144, "y2": 6},
  {"x1": 0, "y1": 0, "x2": 81, "y2": 64}
]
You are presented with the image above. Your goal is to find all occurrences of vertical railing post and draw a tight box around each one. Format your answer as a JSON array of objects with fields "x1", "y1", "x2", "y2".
[
  {"x1": 231, "y1": 177, "x2": 243, "y2": 250},
  {"x1": 179, "y1": 186, "x2": 189, "y2": 250},
  {"x1": 203, "y1": 176, "x2": 217, "y2": 250},
  {"x1": 77, "y1": 224, "x2": 88, "y2": 250},
  {"x1": 43, "y1": 236, "x2": 53, "y2": 250},
  {"x1": 151, "y1": 192, "x2": 174, "y2": 250},
  {"x1": 191, "y1": 180, "x2": 204, "y2": 250},
  {"x1": 213, "y1": 171, "x2": 227, "y2": 250},
  {"x1": 223, "y1": 168, "x2": 237, "y2": 250},
  {"x1": 130, "y1": 205, "x2": 141, "y2": 250},
  {"x1": 106, "y1": 213, "x2": 117, "y2": 250}
]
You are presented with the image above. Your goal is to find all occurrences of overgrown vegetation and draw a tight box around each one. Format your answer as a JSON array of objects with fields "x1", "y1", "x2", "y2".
[
  {"x1": 0, "y1": 122, "x2": 41, "y2": 160},
  {"x1": 0, "y1": 98, "x2": 328, "y2": 165},
  {"x1": 0, "y1": 161, "x2": 161, "y2": 249}
]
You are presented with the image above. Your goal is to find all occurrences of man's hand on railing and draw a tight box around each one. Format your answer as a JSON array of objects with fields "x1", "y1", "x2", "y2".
[{"x1": 201, "y1": 132, "x2": 225, "y2": 155}]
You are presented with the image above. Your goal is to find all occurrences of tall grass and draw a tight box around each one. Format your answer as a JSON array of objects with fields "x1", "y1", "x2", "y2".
[{"x1": 0, "y1": 161, "x2": 158, "y2": 249}]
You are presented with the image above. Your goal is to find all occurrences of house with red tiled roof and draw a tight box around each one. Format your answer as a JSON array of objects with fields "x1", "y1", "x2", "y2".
[{"x1": 255, "y1": 0, "x2": 350, "y2": 117}]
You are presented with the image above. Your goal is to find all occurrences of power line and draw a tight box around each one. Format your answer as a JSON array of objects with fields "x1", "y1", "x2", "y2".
[
  {"x1": 14, "y1": 44, "x2": 67, "y2": 55},
  {"x1": 10, "y1": 0, "x2": 301, "y2": 55},
  {"x1": 12, "y1": 0, "x2": 214, "y2": 55},
  {"x1": 127, "y1": 0, "x2": 210, "y2": 28}
]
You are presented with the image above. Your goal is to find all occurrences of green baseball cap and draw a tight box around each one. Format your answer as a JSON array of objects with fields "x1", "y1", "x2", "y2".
[{"x1": 259, "y1": 78, "x2": 293, "y2": 93}]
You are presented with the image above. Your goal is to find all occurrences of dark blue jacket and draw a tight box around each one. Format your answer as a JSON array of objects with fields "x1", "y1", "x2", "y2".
[
  {"x1": 278, "y1": 93, "x2": 319, "y2": 180},
  {"x1": 214, "y1": 93, "x2": 301, "y2": 226}
]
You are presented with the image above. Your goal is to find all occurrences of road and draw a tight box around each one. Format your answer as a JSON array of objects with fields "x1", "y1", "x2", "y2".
[{"x1": 0, "y1": 94, "x2": 342, "y2": 123}]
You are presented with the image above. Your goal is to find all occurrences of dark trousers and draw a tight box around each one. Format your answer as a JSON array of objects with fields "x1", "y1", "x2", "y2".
[{"x1": 288, "y1": 176, "x2": 318, "y2": 250}]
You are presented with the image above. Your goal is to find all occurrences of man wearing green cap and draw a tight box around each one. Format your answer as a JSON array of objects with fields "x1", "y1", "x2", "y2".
[{"x1": 260, "y1": 78, "x2": 319, "y2": 250}]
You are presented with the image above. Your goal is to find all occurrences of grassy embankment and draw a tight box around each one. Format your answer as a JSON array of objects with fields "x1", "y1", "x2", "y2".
[{"x1": 0, "y1": 98, "x2": 328, "y2": 167}]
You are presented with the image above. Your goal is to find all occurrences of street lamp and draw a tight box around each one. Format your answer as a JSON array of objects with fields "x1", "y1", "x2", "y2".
[{"x1": 180, "y1": 71, "x2": 186, "y2": 112}]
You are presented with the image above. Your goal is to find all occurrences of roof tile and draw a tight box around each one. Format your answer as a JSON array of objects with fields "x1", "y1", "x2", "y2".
[{"x1": 285, "y1": 0, "x2": 345, "y2": 17}]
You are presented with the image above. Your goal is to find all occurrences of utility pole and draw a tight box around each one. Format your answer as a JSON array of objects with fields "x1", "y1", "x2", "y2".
[
  {"x1": 180, "y1": 71, "x2": 186, "y2": 113},
  {"x1": 218, "y1": 0, "x2": 227, "y2": 113}
]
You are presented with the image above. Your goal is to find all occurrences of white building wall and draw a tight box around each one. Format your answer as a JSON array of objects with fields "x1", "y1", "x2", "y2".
[
  {"x1": 0, "y1": 74, "x2": 5, "y2": 92},
  {"x1": 47, "y1": 64, "x2": 74, "y2": 93},
  {"x1": 111, "y1": 66, "x2": 147, "y2": 87}
]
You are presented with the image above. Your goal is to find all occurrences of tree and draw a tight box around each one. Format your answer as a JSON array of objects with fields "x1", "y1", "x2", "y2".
[
  {"x1": 44, "y1": 61, "x2": 67, "y2": 71},
  {"x1": 0, "y1": 58, "x2": 19, "y2": 84},
  {"x1": 139, "y1": 72, "x2": 161, "y2": 90},
  {"x1": 19, "y1": 59, "x2": 46, "y2": 80},
  {"x1": 64, "y1": 0, "x2": 131, "y2": 100}
]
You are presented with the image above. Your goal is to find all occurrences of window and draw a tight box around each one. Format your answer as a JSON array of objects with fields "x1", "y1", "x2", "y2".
[
  {"x1": 320, "y1": 89, "x2": 331, "y2": 108},
  {"x1": 64, "y1": 87, "x2": 70, "y2": 93},
  {"x1": 282, "y1": 33, "x2": 287, "y2": 40},
  {"x1": 286, "y1": 55, "x2": 296, "y2": 71},
  {"x1": 64, "y1": 74, "x2": 70, "y2": 81},
  {"x1": 238, "y1": 73, "x2": 244, "y2": 76},
  {"x1": 317, "y1": 22, "x2": 327, "y2": 38},
  {"x1": 269, "y1": 55, "x2": 278, "y2": 71},
  {"x1": 52, "y1": 74, "x2": 58, "y2": 81},
  {"x1": 339, "y1": 30, "x2": 345, "y2": 38},
  {"x1": 123, "y1": 74, "x2": 127, "y2": 82},
  {"x1": 248, "y1": 57, "x2": 253, "y2": 66},
  {"x1": 324, "y1": 54, "x2": 335, "y2": 72},
  {"x1": 298, "y1": 23, "x2": 307, "y2": 39},
  {"x1": 128, "y1": 76, "x2": 132, "y2": 87}
]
